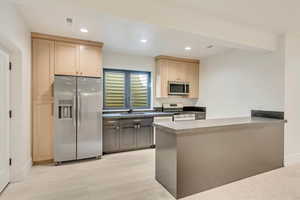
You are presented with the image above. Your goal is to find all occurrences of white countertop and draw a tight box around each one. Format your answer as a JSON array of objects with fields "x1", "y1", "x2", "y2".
[{"x1": 154, "y1": 117, "x2": 286, "y2": 134}]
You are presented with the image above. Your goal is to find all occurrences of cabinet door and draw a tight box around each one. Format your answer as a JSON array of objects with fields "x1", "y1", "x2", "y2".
[
  {"x1": 136, "y1": 126, "x2": 153, "y2": 148},
  {"x1": 186, "y1": 63, "x2": 199, "y2": 98},
  {"x1": 54, "y1": 41, "x2": 78, "y2": 76},
  {"x1": 167, "y1": 60, "x2": 180, "y2": 81},
  {"x1": 155, "y1": 60, "x2": 169, "y2": 97},
  {"x1": 79, "y1": 45, "x2": 102, "y2": 77},
  {"x1": 32, "y1": 39, "x2": 54, "y2": 101},
  {"x1": 103, "y1": 126, "x2": 119, "y2": 153},
  {"x1": 119, "y1": 127, "x2": 136, "y2": 151},
  {"x1": 32, "y1": 101, "x2": 53, "y2": 162}
]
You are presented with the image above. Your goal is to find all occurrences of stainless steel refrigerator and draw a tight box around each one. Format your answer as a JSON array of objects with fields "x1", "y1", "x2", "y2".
[{"x1": 54, "y1": 75, "x2": 102, "y2": 164}]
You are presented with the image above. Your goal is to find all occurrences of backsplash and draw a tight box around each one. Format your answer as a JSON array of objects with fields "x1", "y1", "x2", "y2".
[{"x1": 154, "y1": 97, "x2": 198, "y2": 107}]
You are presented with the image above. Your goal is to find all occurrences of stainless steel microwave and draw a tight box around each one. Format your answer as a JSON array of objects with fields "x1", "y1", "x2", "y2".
[{"x1": 168, "y1": 81, "x2": 190, "y2": 96}]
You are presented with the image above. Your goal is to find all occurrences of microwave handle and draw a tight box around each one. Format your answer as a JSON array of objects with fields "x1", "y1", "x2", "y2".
[{"x1": 185, "y1": 83, "x2": 189, "y2": 93}]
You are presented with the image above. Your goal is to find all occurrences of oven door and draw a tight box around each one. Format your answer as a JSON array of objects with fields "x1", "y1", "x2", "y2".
[{"x1": 168, "y1": 82, "x2": 188, "y2": 95}]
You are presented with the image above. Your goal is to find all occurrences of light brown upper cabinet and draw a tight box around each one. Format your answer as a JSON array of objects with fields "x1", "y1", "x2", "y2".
[
  {"x1": 155, "y1": 56, "x2": 200, "y2": 98},
  {"x1": 79, "y1": 45, "x2": 102, "y2": 77},
  {"x1": 186, "y1": 62, "x2": 199, "y2": 98},
  {"x1": 54, "y1": 42, "x2": 102, "y2": 77},
  {"x1": 54, "y1": 41, "x2": 79, "y2": 76}
]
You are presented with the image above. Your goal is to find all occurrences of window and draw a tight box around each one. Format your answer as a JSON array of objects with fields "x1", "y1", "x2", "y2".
[{"x1": 104, "y1": 69, "x2": 151, "y2": 109}]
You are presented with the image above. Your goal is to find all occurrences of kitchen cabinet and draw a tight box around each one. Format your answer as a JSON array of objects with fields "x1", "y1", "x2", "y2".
[
  {"x1": 32, "y1": 39, "x2": 55, "y2": 101},
  {"x1": 32, "y1": 101, "x2": 53, "y2": 162},
  {"x1": 119, "y1": 127, "x2": 137, "y2": 150},
  {"x1": 55, "y1": 42, "x2": 103, "y2": 77},
  {"x1": 155, "y1": 59, "x2": 169, "y2": 98},
  {"x1": 32, "y1": 38, "x2": 55, "y2": 163},
  {"x1": 103, "y1": 117, "x2": 154, "y2": 154},
  {"x1": 103, "y1": 127, "x2": 120, "y2": 153},
  {"x1": 155, "y1": 55, "x2": 200, "y2": 98},
  {"x1": 79, "y1": 45, "x2": 102, "y2": 77},
  {"x1": 136, "y1": 126, "x2": 153, "y2": 148},
  {"x1": 31, "y1": 33, "x2": 104, "y2": 163},
  {"x1": 186, "y1": 62, "x2": 199, "y2": 98},
  {"x1": 54, "y1": 41, "x2": 78, "y2": 76}
]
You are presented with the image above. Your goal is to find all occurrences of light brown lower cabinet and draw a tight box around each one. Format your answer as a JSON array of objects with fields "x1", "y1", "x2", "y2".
[{"x1": 32, "y1": 100, "x2": 54, "y2": 163}]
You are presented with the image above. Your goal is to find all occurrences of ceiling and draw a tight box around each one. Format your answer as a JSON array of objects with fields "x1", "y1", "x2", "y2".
[
  {"x1": 10, "y1": 0, "x2": 235, "y2": 59},
  {"x1": 11, "y1": 0, "x2": 298, "y2": 58},
  {"x1": 157, "y1": 0, "x2": 298, "y2": 34}
]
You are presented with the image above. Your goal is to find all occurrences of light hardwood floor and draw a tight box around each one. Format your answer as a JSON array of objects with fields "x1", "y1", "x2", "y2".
[{"x1": 1, "y1": 149, "x2": 300, "y2": 200}]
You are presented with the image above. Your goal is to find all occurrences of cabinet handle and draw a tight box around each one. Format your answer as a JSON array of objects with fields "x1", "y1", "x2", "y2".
[
  {"x1": 107, "y1": 121, "x2": 117, "y2": 124},
  {"x1": 51, "y1": 103, "x2": 54, "y2": 116},
  {"x1": 135, "y1": 124, "x2": 141, "y2": 129},
  {"x1": 51, "y1": 84, "x2": 54, "y2": 97}
]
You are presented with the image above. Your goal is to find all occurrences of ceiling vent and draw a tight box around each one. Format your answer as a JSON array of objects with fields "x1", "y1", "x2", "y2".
[{"x1": 66, "y1": 17, "x2": 73, "y2": 25}]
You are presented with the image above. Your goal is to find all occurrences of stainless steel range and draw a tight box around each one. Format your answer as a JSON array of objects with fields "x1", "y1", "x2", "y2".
[{"x1": 162, "y1": 103, "x2": 196, "y2": 122}]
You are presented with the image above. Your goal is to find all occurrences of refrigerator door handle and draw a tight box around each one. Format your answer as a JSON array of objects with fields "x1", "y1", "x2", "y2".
[
  {"x1": 73, "y1": 95, "x2": 76, "y2": 128},
  {"x1": 77, "y1": 93, "x2": 81, "y2": 127}
]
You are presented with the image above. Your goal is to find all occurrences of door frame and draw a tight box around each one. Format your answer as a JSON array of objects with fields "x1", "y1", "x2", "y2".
[{"x1": 0, "y1": 48, "x2": 10, "y2": 192}]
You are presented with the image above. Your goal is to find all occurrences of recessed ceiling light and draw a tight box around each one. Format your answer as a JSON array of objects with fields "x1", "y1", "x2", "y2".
[
  {"x1": 80, "y1": 28, "x2": 88, "y2": 33},
  {"x1": 185, "y1": 46, "x2": 192, "y2": 51},
  {"x1": 140, "y1": 39, "x2": 147, "y2": 43}
]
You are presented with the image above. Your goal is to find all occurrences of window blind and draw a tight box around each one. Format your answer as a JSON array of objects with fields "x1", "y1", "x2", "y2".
[
  {"x1": 104, "y1": 71, "x2": 125, "y2": 108},
  {"x1": 130, "y1": 73, "x2": 149, "y2": 108}
]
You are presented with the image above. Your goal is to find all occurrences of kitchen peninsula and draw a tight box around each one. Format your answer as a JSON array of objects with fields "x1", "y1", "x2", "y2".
[{"x1": 154, "y1": 111, "x2": 286, "y2": 199}]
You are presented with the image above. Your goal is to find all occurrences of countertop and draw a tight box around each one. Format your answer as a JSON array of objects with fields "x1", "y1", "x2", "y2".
[
  {"x1": 154, "y1": 117, "x2": 286, "y2": 134},
  {"x1": 103, "y1": 112, "x2": 174, "y2": 119}
]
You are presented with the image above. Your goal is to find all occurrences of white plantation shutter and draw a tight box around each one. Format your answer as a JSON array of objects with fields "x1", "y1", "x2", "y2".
[
  {"x1": 104, "y1": 71, "x2": 126, "y2": 108},
  {"x1": 130, "y1": 73, "x2": 149, "y2": 108}
]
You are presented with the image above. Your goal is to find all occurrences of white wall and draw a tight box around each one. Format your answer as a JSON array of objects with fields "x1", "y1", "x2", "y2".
[
  {"x1": 102, "y1": 51, "x2": 197, "y2": 107},
  {"x1": 0, "y1": 1, "x2": 32, "y2": 182},
  {"x1": 197, "y1": 49, "x2": 284, "y2": 119},
  {"x1": 284, "y1": 33, "x2": 300, "y2": 166}
]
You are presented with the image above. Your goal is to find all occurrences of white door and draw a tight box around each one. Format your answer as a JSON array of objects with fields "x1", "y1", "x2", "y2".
[{"x1": 0, "y1": 49, "x2": 10, "y2": 192}]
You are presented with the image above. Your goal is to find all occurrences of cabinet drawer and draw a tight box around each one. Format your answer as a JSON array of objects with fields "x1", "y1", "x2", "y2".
[
  {"x1": 103, "y1": 119, "x2": 120, "y2": 126},
  {"x1": 138, "y1": 118, "x2": 153, "y2": 127},
  {"x1": 120, "y1": 119, "x2": 136, "y2": 127},
  {"x1": 120, "y1": 118, "x2": 153, "y2": 127}
]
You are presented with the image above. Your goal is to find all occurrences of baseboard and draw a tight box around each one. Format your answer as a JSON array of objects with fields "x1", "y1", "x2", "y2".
[
  {"x1": 284, "y1": 153, "x2": 300, "y2": 166},
  {"x1": 33, "y1": 159, "x2": 54, "y2": 165},
  {"x1": 10, "y1": 158, "x2": 32, "y2": 183}
]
